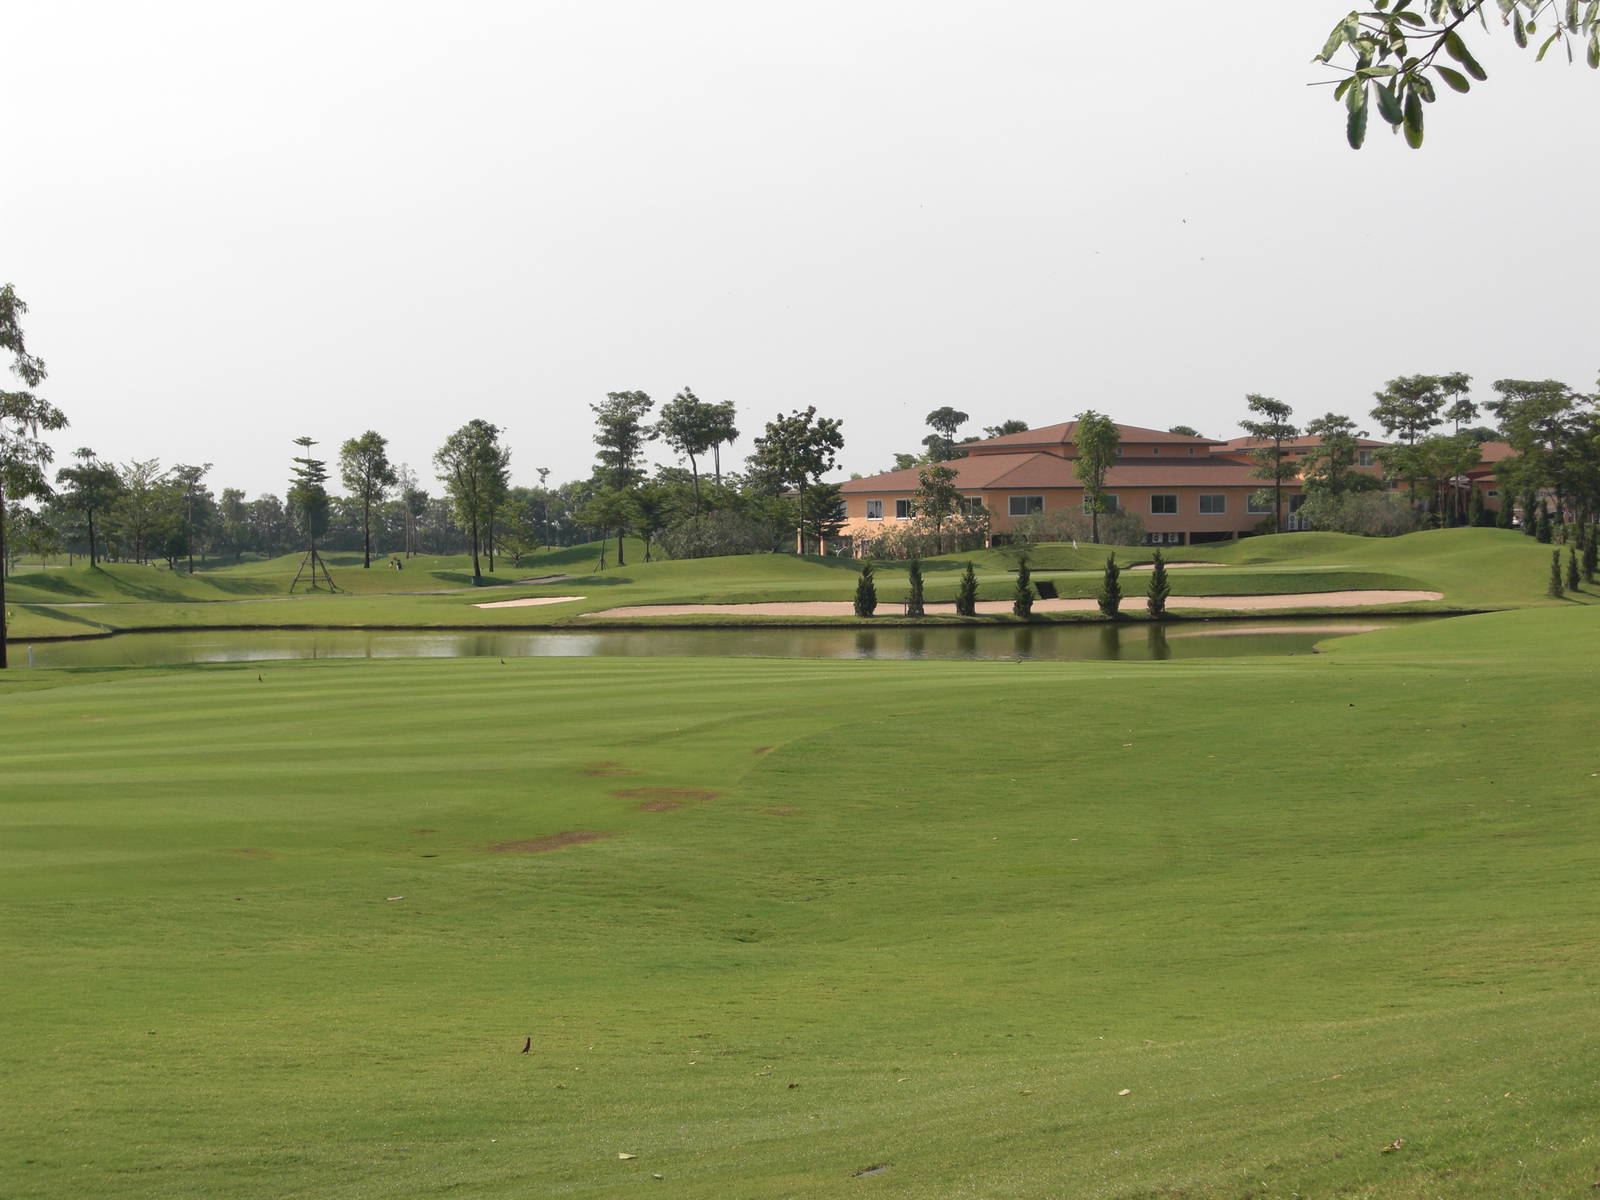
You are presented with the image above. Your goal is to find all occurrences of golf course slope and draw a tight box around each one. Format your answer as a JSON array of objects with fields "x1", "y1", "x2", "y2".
[
  {"x1": 4, "y1": 600, "x2": 1599, "y2": 1197},
  {"x1": 4, "y1": 529, "x2": 1592, "y2": 644}
]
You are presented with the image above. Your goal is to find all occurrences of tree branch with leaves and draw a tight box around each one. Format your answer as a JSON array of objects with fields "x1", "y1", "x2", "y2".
[{"x1": 1316, "y1": 1, "x2": 1600, "y2": 149}]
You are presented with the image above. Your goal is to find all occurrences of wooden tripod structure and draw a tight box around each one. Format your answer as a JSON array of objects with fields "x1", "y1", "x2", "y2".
[{"x1": 289, "y1": 546, "x2": 337, "y2": 593}]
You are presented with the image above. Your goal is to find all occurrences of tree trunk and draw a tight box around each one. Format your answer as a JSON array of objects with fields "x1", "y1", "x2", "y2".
[
  {"x1": 689, "y1": 453, "x2": 701, "y2": 515},
  {"x1": 616, "y1": 527, "x2": 625, "y2": 567},
  {"x1": 470, "y1": 515, "x2": 482, "y2": 584},
  {"x1": 713, "y1": 443, "x2": 722, "y2": 485},
  {"x1": 487, "y1": 512, "x2": 496, "y2": 573},
  {"x1": 362, "y1": 497, "x2": 372, "y2": 568},
  {"x1": 87, "y1": 510, "x2": 98, "y2": 567},
  {"x1": 1091, "y1": 494, "x2": 1100, "y2": 545}
]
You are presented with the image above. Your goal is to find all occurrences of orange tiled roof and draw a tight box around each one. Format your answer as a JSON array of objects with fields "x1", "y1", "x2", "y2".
[
  {"x1": 967, "y1": 421, "x2": 1224, "y2": 451},
  {"x1": 1216, "y1": 434, "x2": 1387, "y2": 451},
  {"x1": 840, "y1": 455, "x2": 1269, "y2": 493}
]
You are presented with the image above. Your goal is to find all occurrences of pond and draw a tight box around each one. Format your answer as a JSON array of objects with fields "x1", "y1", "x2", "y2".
[{"x1": 14, "y1": 618, "x2": 1426, "y2": 669}]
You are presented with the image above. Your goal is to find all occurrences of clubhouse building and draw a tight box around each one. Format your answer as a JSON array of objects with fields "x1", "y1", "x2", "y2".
[{"x1": 838, "y1": 420, "x2": 1398, "y2": 547}]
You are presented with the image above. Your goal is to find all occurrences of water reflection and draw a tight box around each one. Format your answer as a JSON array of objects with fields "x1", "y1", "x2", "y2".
[
  {"x1": 1012, "y1": 626, "x2": 1035, "y2": 658},
  {"x1": 1146, "y1": 624, "x2": 1171, "y2": 661},
  {"x1": 20, "y1": 618, "x2": 1428, "y2": 669},
  {"x1": 1097, "y1": 624, "x2": 1122, "y2": 662}
]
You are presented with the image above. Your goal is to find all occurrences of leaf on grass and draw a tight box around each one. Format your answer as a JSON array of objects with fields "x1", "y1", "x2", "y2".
[
  {"x1": 617, "y1": 1152, "x2": 638, "y2": 1160},
  {"x1": 1117, "y1": 1088, "x2": 1132, "y2": 1096}
]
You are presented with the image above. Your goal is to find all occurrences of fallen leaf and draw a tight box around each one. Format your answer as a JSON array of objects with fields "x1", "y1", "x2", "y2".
[
  {"x1": 1117, "y1": 1088, "x2": 1131, "y2": 1096},
  {"x1": 617, "y1": 1152, "x2": 637, "y2": 1160},
  {"x1": 386, "y1": 896, "x2": 404, "y2": 901},
  {"x1": 1380, "y1": 1139, "x2": 1403, "y2": 1154}
]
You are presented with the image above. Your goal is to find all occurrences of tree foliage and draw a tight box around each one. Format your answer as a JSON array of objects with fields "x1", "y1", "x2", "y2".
[
  {"x1": 922, "y1": 407, "x2": 970, "y2": 462},
  {"x1": 1012, "y1": 554, "x2": 1034, "y2": 619},
  {"x1": 1071, "y1": 411, "x2": 1120, "y2": 544},
  {"x1": 657, "y1": 387, "x2": 721, "y2": 513},
  {"x1": 1300, "y1": 413, "x2": 1378, "y2": 497},
  {"x1": 339, "y1": 431, "x2": 397, "y2": 568},
  {"x1": 1316, "y1": 1, "x2": 1600, "y2": 150},
  {"x1": 906, "y1": 558, "x2": 925, "y2": 617},
  {"x1": 853, "y1": 561, "x2": 878, "y2": 617},
  {"x1": 749, "y1": 406, "x2": 844, "y2": 554},
  {"x1": 1240, "y1": 394, "x2": 1299, "y2": 534},
  {"x1": 983, "y1": 419, "x2": 1029, "y2": 439},
  {"x1": 956, "y1": 561, "x2": 979, "y2": 616},
  {"x1": 1146, "y1": 548, "x2": 1170, "y2": 618},
  {"x1": 54, "y1": 448, "x2": 122, "y2": 566},
  {"x1": 1098, "y1": 553, "x2": 1123, "y2": 619},
  {"x1": 434, "y1": 420, "x2": 507, "y2": 584},
  {"x1": 0, "y1": 284, "x2": 67, "y2": 667}
]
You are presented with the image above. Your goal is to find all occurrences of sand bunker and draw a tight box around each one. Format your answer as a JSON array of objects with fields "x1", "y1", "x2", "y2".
[
  {"x1": 589, "y1": 591, "x2": 1441, "y2": 618},
  {"x1": 473, "y1": 595, "x2": 585, "y2": 609},
  {"x1": 1124, "y1": 561, "x2": 1218, "y2": 570}
]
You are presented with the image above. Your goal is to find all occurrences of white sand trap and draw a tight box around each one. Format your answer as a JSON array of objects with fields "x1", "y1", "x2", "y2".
[
  {"x1": 589, "y1": 590, "x2": 1441, "y2": 618},
  {"x1": 473, "y1": 596, "x2": 586, "y2": 609},
  {"x1": 1124, "y1": 561, "x2": 1219, "y2": 570}
]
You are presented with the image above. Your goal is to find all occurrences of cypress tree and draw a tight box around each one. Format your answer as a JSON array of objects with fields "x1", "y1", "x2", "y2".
[
  {"x1": 906, "y1": 557, "x2": 925, "y2": 617},
  {"x1": 956, "y1": 561, "x2": 978, "y2": 617},
  {"x1": 853, "y1": 561, "x2": 878, "y2": 617},
  {"x1": 1567, "y1": 545, "x2": 1581, "y2": 592},
  {"x1": 1098, "y1": 552, "x2": 1123, "y2": 618},
  {"x1": 1584, "y1": 528, "x2": 1598, "y2": 585},
  {"x1": 1146, "y1": 548, "x2": 1170, "y2": 619},
  {"x1": 1521, "y1": 492, "x2": 1538, "y2": 536},
  {"x1": 1548, "y1": 549, "x2": 1564, "y2": 599},
  {"x1": 1536, "y1": 506, "x2": 1553, "y2": 543},
  {"x1": 1495, "y1": 489, "x2": 1514, "y2": 528},
  {"x1": 1467, "y1": 485, "x2": 1485, "y2": 527},
  {"x1": 1012, "y1": 554, "x2": 1034, "y2": 619}
]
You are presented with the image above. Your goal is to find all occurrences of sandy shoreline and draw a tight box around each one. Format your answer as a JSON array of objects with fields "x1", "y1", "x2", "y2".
[{"x1": 589, "y1": 590, "x2": 1442, "y2": 618}]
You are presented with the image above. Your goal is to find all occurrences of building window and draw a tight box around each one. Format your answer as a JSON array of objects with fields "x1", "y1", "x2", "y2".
[
  {"x1": 1199, "y1": 494, "x2": 1226, "y2": 514},
  {"x1": 1150, "y1": 494, "x2": 1178, "y2": 515},
  {"x1": 1009, "y1": 495, "x2": 1044, "y2": 517},
  {"x1": 1358, "y1": 450, "x2": 1375, "y2": 467},
  {"x1": 1487, "y1": 489, "x2": 1499, "y2": 498},
  {"x1": 1083, "y1": 494, "x2": 1119, "y2": 513},
  {"x1": 1151, "y1": 447, "x2": 1160, "y2": 455},
  {"x1": 960, "y1": 496, "x2": 986, "y2": 516},
  {"x1": 1187, "y1": 447, "x2": 1196, "y2": 455},
  {"x1": 865, "y1": 500, "x2": 883, "y2": 520},
  {"x1": 1247, "y1": 493, "x2": 1273, "y2": 515},
  {"x1": 894, "y1": 499, "x2": 913, "y2": 519}
]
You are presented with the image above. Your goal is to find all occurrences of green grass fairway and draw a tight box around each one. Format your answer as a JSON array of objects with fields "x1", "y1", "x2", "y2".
[
  {"x1": 7, "y1": 529, "x2": 1594, "y2": 645},
  {"x1": 6, "y1": 607, "x2": 1600, "y2": 1197}
]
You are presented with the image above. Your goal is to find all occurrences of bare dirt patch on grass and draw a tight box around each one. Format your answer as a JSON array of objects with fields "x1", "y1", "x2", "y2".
[
  {"x1": 226, "y1": 847, "x2": 275, "y2": 856},
  {"x1": 489, "y1": 831, "x2": 616, "y2": 853},
  {"x1": 763, "y1": 806, "x2": 803, "y2": 816},
  {"x1": 753, "y1": 746, "x2": 773, "y2": 755},
  {"x1": 615, "y1": 787, "x2": 720, "y2": 812},
  {"x1": 581, "y1": 761, "x2": 639, "y2": 777}
]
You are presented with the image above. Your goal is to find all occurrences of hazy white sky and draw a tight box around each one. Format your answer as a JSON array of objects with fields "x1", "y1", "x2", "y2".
[{"x1": 7, "y1": 1, "x2": 1596, "y2": 497}]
